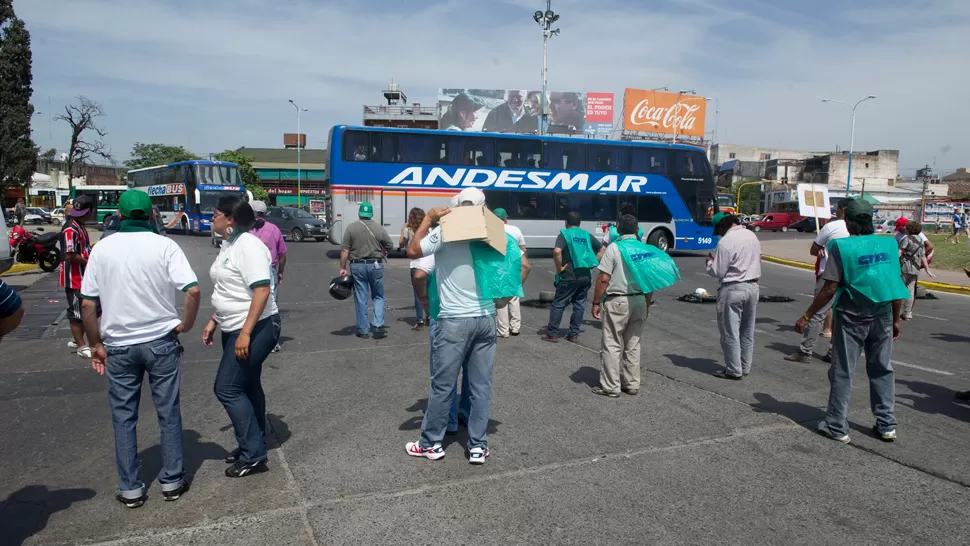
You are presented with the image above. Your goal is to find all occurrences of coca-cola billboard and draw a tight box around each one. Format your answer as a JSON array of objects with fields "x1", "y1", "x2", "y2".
[{"x1": 622, "y1": 88, "x2": 707, "y2": 138}]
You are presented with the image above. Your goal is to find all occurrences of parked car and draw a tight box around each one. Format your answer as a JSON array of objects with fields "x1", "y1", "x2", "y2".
[
  {"x1": 51, "y1": 208, "x2": 65, "y2": 225},
  {"x1": 747, "y1": 212, "x2": 798, "y2": 232},
  {"x1": 26, "y1": 207, "x2": 53, "y2": 224},
  {"x1": 265, "y1": 206, "x2": 328, "y2": 242},
  {"x1": 789, "y1": 216, "x2": 834, "y2": 233},
  {"x1": 873, "y1": 218, "x2": 896, "y2": 233}
]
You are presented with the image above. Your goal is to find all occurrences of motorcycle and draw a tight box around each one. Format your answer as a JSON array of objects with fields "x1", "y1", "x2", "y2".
[{"x1": 9, "y1": 225, "x2": 61, "y2": 272}]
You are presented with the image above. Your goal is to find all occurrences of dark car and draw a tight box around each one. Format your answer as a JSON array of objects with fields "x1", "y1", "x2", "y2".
[
  {"x1": 265, "y1": 206, "x2": 328, "y2": 242},
  {"x1": 789, "y1": 216, "x2": 834, "y2": 233},
  {"x1": 101, "y1": 207, "x2": 167, "y2": 239}
]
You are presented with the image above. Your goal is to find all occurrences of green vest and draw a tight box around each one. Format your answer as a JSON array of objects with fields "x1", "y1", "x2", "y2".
[
  {"x1": 831, "y1": 235, "x2": 910, "y2": 307},
  {"x1": 614, "y1": 237, "x2": 681, "y2": 294},
  {"x1": 609, "y1": 225, "x2": 643, "y2": 242},
  {"x1": 427, "y1": 234, "x2": 524, "y2": 320},
  {"x1": 560, "y1": 228, "x2": 599, "y2": 269}
]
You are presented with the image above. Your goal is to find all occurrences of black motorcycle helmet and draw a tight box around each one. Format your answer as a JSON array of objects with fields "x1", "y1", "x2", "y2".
[{"x1": 329, "y1": 275, "x2": 353, "y2": 300}]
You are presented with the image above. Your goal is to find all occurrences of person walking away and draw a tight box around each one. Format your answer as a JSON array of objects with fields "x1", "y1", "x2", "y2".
[
  {"x1": 79, "y1": 190, "x2": 201, "y2": 508},
  {"x1": 601, "y1": 202, "x2": 642, "y2": 246},
  {"x1": 795, "y1": 199, "x2": 910, "y2": 443},
  {"x1": 898, "y1": 221, "x2": 936, "y2": 320},
  {"x1": 0, "y1": 277, "x2": 25, "y2": 345},
  {"x1": 706, "y1": 212, "x2": 762, "y2": 380},
  {"x1": 785, "y1": 198, "x2": 851, "y2": 364},
  {"x1": 249, "y1": 201, "x2": 287, "y2": 352},
  {"x1": 590, "y1": 214, "x2": 680, "y2": 396},
  {"x1": 544, "y1": 211, "x2": 603, "y2": 343},
  {"x1": 893, "y1": 217, "x2": 934, "y2": 312},
  {"x1": 493, "y1": 208, "x2": 526, "y2": 338},
  {"x1": 400, "y1": 207, "x2": 428, "y2": 329},
  {"x1": 60, "y1": 195, "x2": 97, "y2": 358},
  {"x1": 404, "y1": 187, "x2": 525, "y2": 464},
  {"x1": 14, "y1": 198, "x2": 26, "y2": 226},
  {"x1": 339, "y1": 201, "x2": 392, "y2": 339},
  {"x1": 201, "y1": 196, "x2": 280, "y2": 478},
  {"x1": 946, "y1": 209, "x2": 963, "y2": 244}
]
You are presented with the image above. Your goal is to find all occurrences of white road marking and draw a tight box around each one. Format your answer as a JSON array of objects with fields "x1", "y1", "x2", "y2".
[
  {"x1": 796, "y1": 293, "x2": 815, "y2": 298},
  {"x1": 891, "y1": 360, "x2": 954, "y2": 376},
  {"x1": 913, "y1": 313, "x2": 948, "y2": 322}
]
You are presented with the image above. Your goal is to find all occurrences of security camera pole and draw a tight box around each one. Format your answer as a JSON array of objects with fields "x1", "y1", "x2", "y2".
[{"x1": 533, "y1": 2, "x2": 560, "y2": 136}]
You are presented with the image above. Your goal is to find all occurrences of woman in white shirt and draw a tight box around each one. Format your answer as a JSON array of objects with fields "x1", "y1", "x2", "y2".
[
  {"x1": 202, "y1": 196, "x2": 280, "y2": 478},
  {"x1": 400, "y1": 207, "x2": 427, "y2": 329}
]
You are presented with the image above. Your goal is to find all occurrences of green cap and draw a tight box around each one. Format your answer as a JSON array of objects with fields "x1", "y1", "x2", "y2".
[
  {"x1": 845, "y1": 199, "x2": 873, "y2": 223},
  {"x1": 359, "y1": 201, "x2": 374, "y2": 218},
  {"x1": 711, "y1": 212, "x2": 729, "y2": 227},
  {"x1": 119, "y1": 190, "x2": 153, "y2": 219},
  {"x1": 494, "y1": 208, "x2": 508, "y2": 220}
]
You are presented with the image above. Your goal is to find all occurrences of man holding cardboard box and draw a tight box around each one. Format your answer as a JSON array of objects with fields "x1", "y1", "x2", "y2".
[{"x1": 404, "y1": 188, "x2": 525, "y2": 464}]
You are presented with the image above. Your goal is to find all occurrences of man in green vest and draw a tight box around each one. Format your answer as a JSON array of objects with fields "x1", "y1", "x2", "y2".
[
  {"x1": 795, "y1": 199, "x2": 910, "y2": 444},
  {"x1": 543, "y1": 211, "x2": 603, "y2": 342}
]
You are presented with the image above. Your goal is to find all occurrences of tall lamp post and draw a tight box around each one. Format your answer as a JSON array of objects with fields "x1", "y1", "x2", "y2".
[
  {"x1": 288, "y1": 100, "x2": 307, "y2": 206},
  {"x1": 821, "y1": 95, "x2": 876, "y2": 196},
  {"x1": 533, "y1": 2, "x2": 560, "y2": 136}
]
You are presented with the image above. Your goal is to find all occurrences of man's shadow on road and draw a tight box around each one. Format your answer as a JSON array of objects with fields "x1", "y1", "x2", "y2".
[
  {"x1": 139, "y1": 429, "x2": 228, "y2": 486},
  {"x1": 751, "y1": 392, "x2": 877, "y2": 440},
  {"x1": 0, "y1": 485, "x2": 95, "y2": 546},
  {"x1": 896, "y1": 379, "x2": 970, "y2": 424}
]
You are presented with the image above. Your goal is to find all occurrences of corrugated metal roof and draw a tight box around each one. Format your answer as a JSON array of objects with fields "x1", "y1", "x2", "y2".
[{"x1": 237, "y1": 147, "x2": 328, "y2": 164}]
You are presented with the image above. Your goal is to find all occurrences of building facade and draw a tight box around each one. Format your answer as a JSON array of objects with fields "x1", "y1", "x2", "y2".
[
  {"x1": 710, "y1": 143, "x2": 825, "y2": 167},
  {"x1": 362, "y1": 83, "x2": 438, "y2": 130},
  {"x1": 239, "y1": 142, "x2": 327, "y2": 208}
]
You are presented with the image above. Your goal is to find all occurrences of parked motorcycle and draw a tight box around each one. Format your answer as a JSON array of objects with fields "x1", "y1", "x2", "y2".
[{"x1": 9, "y1": 225, "x2": 61, "y2": 272}]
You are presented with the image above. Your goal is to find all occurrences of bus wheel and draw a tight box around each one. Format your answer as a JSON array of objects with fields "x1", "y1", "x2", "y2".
[
  {"x1": 647, "y1": 229, "x2": 671, "y2": 252},
  {"x1": 290, "y1": 227, "x2": 305, "y2": 242},
  {"x1": 181, "y1": 218, "x2": 189, "y2": 234}
]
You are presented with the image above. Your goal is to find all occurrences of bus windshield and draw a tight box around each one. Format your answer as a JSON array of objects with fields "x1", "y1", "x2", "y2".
[{"x1": 198, "y1": 191, "x2": 224, "y2": 214}]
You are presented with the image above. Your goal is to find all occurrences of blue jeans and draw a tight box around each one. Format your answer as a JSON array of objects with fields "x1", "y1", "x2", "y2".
[
  {"x1": 421, "y1": 316, "x2": 496, "y2": 450},
  {"x1": 351, "y1": 262, "x2": 386, "y2": 335},
  {"x1": 426, "y1": 319, "x2": 469, "y2": 432},
  {"x1": 214, "y1": 315, "x2": 280, "y2": 463},
  {"x1": 105, "y1": 334, "x2": 184, "y2": 499},
  {"x1": 547, "y1": 277, "x2": 591, "y2": 337},
  {"x1": 821, "y1": 311, "x2": 897, "y2": 437},
  {"x1": 410, "y1": 268, "x2": 425, "y2": 323}
]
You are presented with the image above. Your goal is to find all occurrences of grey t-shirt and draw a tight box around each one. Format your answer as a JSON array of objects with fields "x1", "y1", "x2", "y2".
[
  {"x1": 341, "y1": 219, "x2": 392, "y2": 260},
  {"x1": 555, "y1": 231, "x2": 603, "y2": 281},
  {"x1": 821, "y1": 242, "x2": 892, "y2": 318},
  {"x1": 898, "y1": 235, "x2": 923, "y2": 276}
]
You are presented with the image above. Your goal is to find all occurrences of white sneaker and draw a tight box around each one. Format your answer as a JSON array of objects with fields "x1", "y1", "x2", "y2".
[
  {"x1": 817, "y1": 421, "x2": 850, "y2": 444},
  {"x1": 405, "y1": 441, "x2": 445, "y2": 460},
  {"x1": 272, "y1": 344, "x2": 282, "y2": 353},
  {"x1": 67, "y1": 340, "x2": 78, "y2": 349},
  {"x1": 468, "y1": 446, "x2": 490, "y2": 465},
  {"x1": 77, "y1": 346, "x2": 92, "y2": 359}
]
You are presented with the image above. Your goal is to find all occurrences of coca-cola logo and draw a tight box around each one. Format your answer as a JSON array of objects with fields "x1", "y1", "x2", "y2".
[{"x1": 628, "y1": 100, "x2": 701, "y2": 131}]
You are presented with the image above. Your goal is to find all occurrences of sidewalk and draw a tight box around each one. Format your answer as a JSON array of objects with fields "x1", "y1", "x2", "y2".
[{"x1": 759, "y1": 239, "x2": 970, "y2": 293}]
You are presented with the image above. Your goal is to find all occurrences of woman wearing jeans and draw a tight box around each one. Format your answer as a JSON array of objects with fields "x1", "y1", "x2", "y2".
[
  {"x1": 202, "y1": 196, "x2": 280, "y2": 478},
  {"x1": 400, "y1": 207, "x2": 427, "y2": 330}
]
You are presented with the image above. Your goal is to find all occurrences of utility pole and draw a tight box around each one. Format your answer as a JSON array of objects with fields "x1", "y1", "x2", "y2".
[{"x1": 533, "y1": 2, "x2": 560, "y2": 136}]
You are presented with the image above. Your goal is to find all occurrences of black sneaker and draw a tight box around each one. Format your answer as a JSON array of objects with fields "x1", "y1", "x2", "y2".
[
  {"x1": 116, "y1": 492, "x2": 147, "y2": 509},
  {"x1": 225, "y1": 459, "x2": 268, "y2": 478},
  {"x1": 225, "y1": 448, "x2": 241, "y2": 463},
  {"x1": 162, "y1": 482, "x2": 190, "y2": 501},
  {"x1": 355, "y1": 333, "x2": 370, "y2": 339}
]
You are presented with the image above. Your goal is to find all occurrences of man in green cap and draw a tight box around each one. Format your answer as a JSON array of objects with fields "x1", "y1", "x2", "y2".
[
  {"x1": 339, "y1": 201, "x2": 393, "y2": 338},
  {"x1": 706, "y1": 211, "x2": 762, "y2": 380},
  {"x1": 795, "y1": 198, "x2": 909, "y2": 444},
  {"x1": 79, "y1": 190, "x2": 201, "y2": 507},
  {"x1": 493, "y1": 208, "x2": 527, "y2": 337}
]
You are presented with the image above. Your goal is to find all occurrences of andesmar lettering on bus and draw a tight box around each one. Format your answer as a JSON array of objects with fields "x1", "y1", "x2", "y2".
[
  {"x1": 629, "y1": 100, "x2": 701, "y2": 131},
  {"x1": 386, "y1": 167, "x2": 648, "y2": 194}
]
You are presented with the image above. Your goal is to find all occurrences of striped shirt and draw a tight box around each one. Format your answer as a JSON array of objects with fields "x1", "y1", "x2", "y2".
[
  {"x1": 0, "y1": 279, "x2": 22, "y2": 318},
  {"x1": 59, "y1": 220, "x2": 91, "y2": 290}
]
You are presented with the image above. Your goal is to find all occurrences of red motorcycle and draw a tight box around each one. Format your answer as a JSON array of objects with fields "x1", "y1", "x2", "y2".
[{"x1": 9, "y1": 225, "x2": 61, "y2": 272}]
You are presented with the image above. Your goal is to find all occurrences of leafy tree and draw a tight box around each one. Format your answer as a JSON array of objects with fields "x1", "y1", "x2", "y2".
[
  {"x1": 0, "y1": 1, "x2": 37, "y2": 191},
  {"x1": 56, "y1": 96, "x2": 111, "y2": 192},
  {"x1": 732, "y1": 182, "x2": 763, "y2": 215},
  {"x1": 124, "y1": 143, "x2": 198, "y2": 170},
  {"x1": 40, "y1": 147, "x2": 56, "y2": 161},
  {"x1": 213, "y1": 149, "x2": 267, "y2": 201}
]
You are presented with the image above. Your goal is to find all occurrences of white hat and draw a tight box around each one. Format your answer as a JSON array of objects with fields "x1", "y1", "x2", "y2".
[
  {"x1": 251, "y1": 200, "x2": 267, "y2": 214},
  {"x1": 455, "y1": 187, "x2": 486, "y2": 206}
]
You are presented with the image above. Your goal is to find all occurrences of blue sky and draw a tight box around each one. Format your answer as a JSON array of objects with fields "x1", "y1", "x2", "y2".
[{"x1": 18, "y1": 0, "x2": 970, "y2": 176}]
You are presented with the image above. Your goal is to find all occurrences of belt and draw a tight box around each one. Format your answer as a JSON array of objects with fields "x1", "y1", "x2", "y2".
[
  {"x1": 351, "y1": 258, "x2": 384, "y2": 264},
  {"x1": 605, "y1": 293, "x2": 644, "y2": 300},
  {"x1": 722, "y1": 279, "x2": 759, "y2": 286}
]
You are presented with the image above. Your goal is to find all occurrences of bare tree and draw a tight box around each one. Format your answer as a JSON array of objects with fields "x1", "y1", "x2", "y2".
[{"x1": 55, "y1": 96, "x2": 111, "y2": 192}]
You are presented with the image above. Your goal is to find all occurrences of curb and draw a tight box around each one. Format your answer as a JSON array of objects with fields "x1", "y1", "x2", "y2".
[
  {"x1": 5, "y1": 263, "x2": 39, "y2": 275},
  {"x1": 762, "y1": 255, "x2": 970, "y2": 295}
]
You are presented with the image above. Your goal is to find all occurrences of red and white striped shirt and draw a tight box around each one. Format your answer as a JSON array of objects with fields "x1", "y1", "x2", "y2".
[{"x1": 59, "y1": 220, "x2": 91, "y2": 290}]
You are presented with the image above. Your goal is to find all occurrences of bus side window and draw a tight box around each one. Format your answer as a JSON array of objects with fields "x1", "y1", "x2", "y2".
[
  {"x1": 484, "y1": 190, "x2": 511, "y2": 214},
  {"x1": 637, "y1": 196, "x2": 673, "y2": 223},
  {"x1": 631, "y1": 148, "x2": 668, "y2": 175},
  {"x1": 555, "y1": 193, "x2": 615, "y2": 222},
  {"x1": 542, "y1": 142, "x2": 585, "y2": 171},
  {"x1": 343, "y1": 130, "x2": 370, "y2": 162},
  {"x1": 511, "y1": 192, "x2": 555, "y2": 220},
  {"x1": 496, "y1": 138, "x2": 541, "y2": 169},
  {"x1": 398, "y1": 134, "x2": 446, "y2": 164},
  {"x1": 588, "y1": 144, "x2": 626, "y2": 173},
  {"x1": 375, "y1": 134, "x2": 399, "y2": 163},
  {"x1": 449, "y1": 137, "x2": 494, "y2": 167}
]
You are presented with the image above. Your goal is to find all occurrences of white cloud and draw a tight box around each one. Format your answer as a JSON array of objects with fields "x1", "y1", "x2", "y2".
[{"x1": 18, "y1": 0, "x2": 970, "y2": 174}]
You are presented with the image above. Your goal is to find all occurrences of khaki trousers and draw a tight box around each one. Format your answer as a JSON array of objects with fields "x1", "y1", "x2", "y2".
[
  {"x1": 599, "y1": 295, "x2": 648, "y2": 393},
  {"x1": 496, "y1": 296, "x2": 521, "y2": 337}
]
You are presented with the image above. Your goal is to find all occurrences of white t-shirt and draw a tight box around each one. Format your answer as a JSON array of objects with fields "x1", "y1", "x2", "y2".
[
  {"x1": 209, "y1": 232, "x2": 279, "y2": 332},
  {"x1": 81, "y1": 231, "x2": 198, "y2": 347},
  {"x1": 419, "y1": 226, "x2": 495, "y2": 319},
  {"x1": 504, "y1": 224, "x2": 526, "y2": 248},
  {"x1": 813, "y1": 219, "x2": 849, "y2": 274},
  {"x1": 413, "y1": 254, "x2": 435, "y2": 274}
]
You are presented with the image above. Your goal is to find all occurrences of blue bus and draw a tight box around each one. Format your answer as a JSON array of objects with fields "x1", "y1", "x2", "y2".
[
  {"x1": 326, "y1": 125, "x2": 719, "y2": 251},
  {"x1": 127, "y1": 160, "x2": 249, "y2": 234}
]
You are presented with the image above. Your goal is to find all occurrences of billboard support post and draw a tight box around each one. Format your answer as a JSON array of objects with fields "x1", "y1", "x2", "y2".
[{"x1": 533, "y1": 1, "x2": 560, "y2": 136}]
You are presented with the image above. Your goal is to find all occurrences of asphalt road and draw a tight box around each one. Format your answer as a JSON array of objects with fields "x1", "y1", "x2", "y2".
[{"x1": 2, "y1": 234, "x2": 970, "y2": 545}]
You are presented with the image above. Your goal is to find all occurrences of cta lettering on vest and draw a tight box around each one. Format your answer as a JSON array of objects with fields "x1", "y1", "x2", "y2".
[
  {"x1": 387, "y1": 167, "x2": 648, "y2": 194},
  {"x1": 857, "y1": 253, "x2": 889, "y2": 266}
]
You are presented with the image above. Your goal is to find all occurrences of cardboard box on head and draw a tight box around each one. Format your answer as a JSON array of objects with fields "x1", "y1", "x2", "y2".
[{"x1": 439, "y1": 205, "x2": 507, "y2": 255}]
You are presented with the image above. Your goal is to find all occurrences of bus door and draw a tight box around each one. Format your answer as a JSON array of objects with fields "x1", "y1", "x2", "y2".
[
  {"x1": 670, "y1": 150, "x2": 716, "y2": 249},
  {"x1": 379, "y1": 189, "x2": 408, "y2": 237}
]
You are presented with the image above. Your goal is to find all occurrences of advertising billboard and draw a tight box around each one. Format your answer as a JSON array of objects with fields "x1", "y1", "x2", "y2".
[
  {"x1": 622, "y1": 88, "x2": 707, "y2": 138},
  {"x1": 438, "y1": 89, "x2": 613, "y2": 137}
]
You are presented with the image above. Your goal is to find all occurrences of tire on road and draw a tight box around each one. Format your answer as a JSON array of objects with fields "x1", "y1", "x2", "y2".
[
  {"x1": 290, "y1": 228, "x2": 305, "y2": 242},
  {"x1": 647, "y1": 229, "x2": 671, "y2": 252}
]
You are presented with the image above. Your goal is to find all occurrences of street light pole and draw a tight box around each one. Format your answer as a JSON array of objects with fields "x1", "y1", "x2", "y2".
[
  {"x1": 533, "y1": 2, "x2": 560, "y2": 136},
  {"x1": 288, "y1": 100, "x2": 307, "y2": 206},
  {"x1": 821, "y1": 95, "x2": 876, "y2": 196}
]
